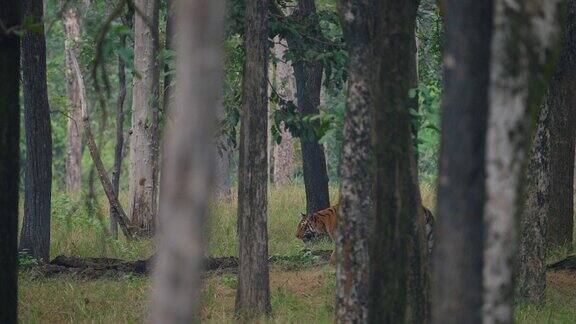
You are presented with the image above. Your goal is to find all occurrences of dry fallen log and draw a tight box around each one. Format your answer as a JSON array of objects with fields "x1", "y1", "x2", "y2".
[{"x1": 33, "y1": 250, "x2": 332, "y2": 278}]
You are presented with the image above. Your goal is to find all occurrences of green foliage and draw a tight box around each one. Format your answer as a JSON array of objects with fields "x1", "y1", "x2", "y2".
[{"x1": 19, "y1": 251, "x2": 40, "y2": 270}]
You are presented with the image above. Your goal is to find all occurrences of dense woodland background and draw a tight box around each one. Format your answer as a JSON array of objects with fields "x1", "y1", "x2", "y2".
[{"x1": 1, "y1": 0, "x2": 576, "y2": 323}]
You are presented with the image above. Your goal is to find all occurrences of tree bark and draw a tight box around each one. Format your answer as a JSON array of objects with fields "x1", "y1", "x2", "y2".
[
  {"x1": 129, "y1": 0, "x2": 160, "y2": 236},
  {"x1": 63, "y1": 4, "x2": 83, "y2": 195},
  {"x1": 483, "y1": 1, "x2": 566, "y2": 323},
  {"x1": 547, "y1": 2, "x2": 576, "y2": 249},
  {"x1": 162, "y1": 0, "x2": 174, "y2": 115},
  {"x1": 516, "y1": 102, "x2": 549, "y2": 303},
  {"x1": 369, "y1": 1, "x2": 422, "y2": 322},
  {"x1": 0, "y1": 2, "x2": 21, "y2": 321},
  {"x1": 149, "y1": 0, "x2": 224, "y2": 322},
  {"x1": 288, "y1": 0, "x2": 330, "y2": 213},
  {"x1": 432, "y1": 1, "x2": 492, "y2": 323},
  {"x1": 19, "y1": 0, "x2": 53, "y2": 262},
  {"x1": 272, "y1": 36, "x2": 294, "y2": 186},
  {"x1": 235, "y1": 0, "x2": 271, "y2": 317},
  {"x1": 335, "y1": 1, "x2": 377, "y2": 322}
]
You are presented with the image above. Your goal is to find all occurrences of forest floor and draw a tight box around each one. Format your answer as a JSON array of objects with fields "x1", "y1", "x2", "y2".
[{"x1": 18, "y1": 184, "x2": 576, "y2": 323}]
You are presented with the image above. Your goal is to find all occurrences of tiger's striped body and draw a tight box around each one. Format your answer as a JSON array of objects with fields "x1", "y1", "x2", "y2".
[{"x1": 296, "y1": 204, "x2": 436, "y2": 262}]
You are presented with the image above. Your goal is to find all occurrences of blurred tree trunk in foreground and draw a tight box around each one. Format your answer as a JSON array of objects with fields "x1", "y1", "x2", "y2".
[
  {"x1": 129, "y1": 0, "x2": 160, "y2": 236},
  {"x1": 432, "y1": 1, "x2": 492, "y2": 323},
  {"x1": 547, "y1": 1, "x2": 576, "y2": 249},
  {"x1": 483, "y1": 1, "x2": 566, "y2": 322},
  {"x1": 0, "y1": 1, "x2": 21, "y2": 322},
  {"x1": 20, "y1": 0, "x2": 53, "y2": 262},
  {"x1": 150, "y1": 0, "x2": 224, "y2": 322},
  {"x1": 235, "y1": 0, "x2": 272, "y2": 318}
]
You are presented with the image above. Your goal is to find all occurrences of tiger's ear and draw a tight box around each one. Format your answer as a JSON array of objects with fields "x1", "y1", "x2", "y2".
[{"x1": 300, "y1": 213, "x2": 306, "y2": 218}]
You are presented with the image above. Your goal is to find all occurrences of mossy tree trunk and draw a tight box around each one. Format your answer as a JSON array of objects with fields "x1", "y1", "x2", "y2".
[
  {"x1": 19, "y1": 0, "x2": 53, "y2": 262},
  {"x1": 150, "y1": 0, "x2": 224, "y2": 321},
  {"x1": 235, "y1": 0, "x2": 272, "y2": 318},
  {"x1": 0, "y1": 1, "x2": 21, "y2": 322},
  {"x1": 483, "y1": 1, "x2": 566, "y2": 322},
  {"x1": 432, "y1": 1, "x2": 493, "y2": 323}
]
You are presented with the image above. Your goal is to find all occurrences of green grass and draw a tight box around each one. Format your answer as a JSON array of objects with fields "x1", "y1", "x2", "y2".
[{"x1": 18, "y1": 184, "x2": 576, "y2": 323}]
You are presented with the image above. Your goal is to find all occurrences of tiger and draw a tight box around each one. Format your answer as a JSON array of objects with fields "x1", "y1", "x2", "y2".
[{"x1": 296, "y1": 204, "x2": 436, "y2": 263}]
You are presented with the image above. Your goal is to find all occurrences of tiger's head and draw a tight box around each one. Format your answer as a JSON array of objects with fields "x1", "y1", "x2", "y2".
[{"x1": 295, "y1": 212, "x2": 319, "y2": 243}]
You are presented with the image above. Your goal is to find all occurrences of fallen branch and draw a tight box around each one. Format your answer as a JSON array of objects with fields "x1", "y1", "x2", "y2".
[
  {"x1": 547, "y1": 255, "x2": 576, "y2": 271},
  {"x1": 33, "y1": 250, "x2": 332, "y2": 278}
]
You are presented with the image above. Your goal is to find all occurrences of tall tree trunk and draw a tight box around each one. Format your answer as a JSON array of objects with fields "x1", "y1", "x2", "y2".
[
  {"x1": 288, "y1": 0, "x2": 330, "y2": 213},
  {"x1": 369, "y1": 1, "x2": 421, "y2": 322},
  {"x1": 129, "y1": 0, "x2": 160, "y2": 236},
  {"x1": 0, "y1": 2, "x2": 21, "y2": 321},
  {"x1": 483, "y1": 1, "x2": 566, "y2": 323},
  {"x1": 235, "y1": 0, "x2": 271, "y2": 317},
  {"x1": 432, "y1": 1, "x2": 492, "y2": 323},
  {"x1": 547, "y1": 3, "x2": 576, "y2": 248},
  {"x1": 516, "y1": 102, "x2": 550, "y2": 303},
  {"x1": 272, "y1": 36, "x2": 294, "y2": 186},
  {"x1": 63, "y1": 5, "x2": 83, "y2": 195},
  {"x1": 150, "y1": 0, "x2": 224, "y2": 321},
  {"x1": 335, "y1": 1, "x2": 377, "y2": 321},
  {"x1": 19, "y1": 0, "x2": 53, "y2": 262}
]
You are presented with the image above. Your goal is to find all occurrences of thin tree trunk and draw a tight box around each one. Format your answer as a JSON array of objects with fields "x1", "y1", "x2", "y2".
[
  {"x1": 272, "y1": 36, "x2": 294, "y2": 186},
  {"x1": 86, "y1": 96, "x2": 108, "y2": 214},
  {"x1": 547, "y1": 2, "x2": 576, "y2": 249},
  {"x1": 19, "y1": 0, "x2": 53, "y2": 262},
  {"x1": 369, "y1": 1, "x2": 421, "y2": 322},
  {"x1": 483, "y1": 1, "x2": 566, "y2": 323},
  {"x1": 63, "y1": 5, "x2": 83, "y2": 195},
  {"x1": 516, "y1": 102, "x2": 549, "y2": 303},
  {"x1": 129, "y1": 0, "x2": 160, "y2": 236},
  {"x1": 335, "y1": 1, "x2": 377, "y2": 321},
  {"x1": 215, "y1": 103, "x2": 231, "y2": 199},
  {"x1": 0, "y1": 2, "x2": 21, "y2": 321},
  {"x1": 69, "y1": 47, "x2": 134, "y2": 240},
  {"x1": 288, "y1": 0, "x2": 330, "y2": 213},
  {"x1": 432, "y1": 1, "x2": 492, "y2": 323},
  {"x1": 235, "y1": 0, "x2": 271, "y2": 317},
  {"x1": 149, "y1": 0, "x2": 224, "y2": 322},
  {"x1": 110, "y1": 11, "x2": 132, "y2": 238}
]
